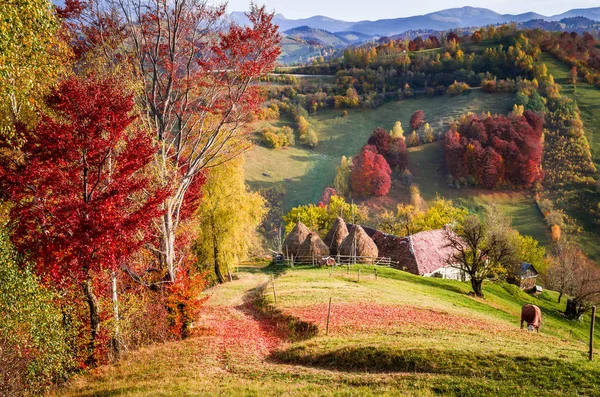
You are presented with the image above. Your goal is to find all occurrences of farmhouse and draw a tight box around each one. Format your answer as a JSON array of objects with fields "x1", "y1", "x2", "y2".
[
  {"x1": 511, "y1": 263, "x2": 539, "y2": 291},
  {"x1": 372, "y1": 228, "x2": 468, "y2": 280}
]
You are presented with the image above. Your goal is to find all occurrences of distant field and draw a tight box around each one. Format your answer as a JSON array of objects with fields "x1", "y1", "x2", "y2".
[
  {"x1": 246, "y1": 90, "x2": 515, "y2": 210},
  {"x1": 408, "y1": 142, "x2": 549, "y2": 245},
  {"x1": 245, "y1": 90, "x2": 549, "y2": 243}
]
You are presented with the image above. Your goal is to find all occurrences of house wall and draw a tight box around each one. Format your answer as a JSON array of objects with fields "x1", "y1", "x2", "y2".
[
  {"x1": 520, "y1": 276, "x2": 537, "y2": 291},
  {"x1": 372, "y1": 232, "x2": 419, "y2": 274},
  {"x1": 426, "y1": 267, "x2": 470, "y2": 281}
]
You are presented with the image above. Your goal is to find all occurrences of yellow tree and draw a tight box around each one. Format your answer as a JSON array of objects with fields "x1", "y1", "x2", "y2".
[
  {"x1": 194, "y1": 158, "x2": 266, "y2": 284},
  {"x1": 0, "y1": 0, "x2": 69, "y2": 143}
]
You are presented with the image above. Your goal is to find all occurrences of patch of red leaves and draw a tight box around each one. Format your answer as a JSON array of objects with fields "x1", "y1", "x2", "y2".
[
  {"x1": 287, "y1": 303, "x2": 513, "y2": 335},
  {"x1": 196, "y1": 300, "x2": 284, "y2": 365}
]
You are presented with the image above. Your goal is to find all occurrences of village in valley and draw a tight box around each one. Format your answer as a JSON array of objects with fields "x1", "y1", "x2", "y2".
[{"x1": 3, "y1": 0, "x2": 600, "y2": 396}]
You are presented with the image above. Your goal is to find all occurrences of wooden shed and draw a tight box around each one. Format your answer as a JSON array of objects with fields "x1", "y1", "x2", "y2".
[{"x1": 514, "y1": 263, "x2": 539, "y2": 291}]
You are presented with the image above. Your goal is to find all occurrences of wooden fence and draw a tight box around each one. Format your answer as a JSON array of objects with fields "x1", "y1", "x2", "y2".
[{"x1": 280, "y1": 253, "x2": 394, "y2": 267}]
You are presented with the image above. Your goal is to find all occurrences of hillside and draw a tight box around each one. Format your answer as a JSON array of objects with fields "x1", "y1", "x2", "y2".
[
  {"x1": 61, "y1": 263, "x2": 600, "y2": 396},
  {"x1": 284, "y1": 26, "x2": 355, "y2": 48}
]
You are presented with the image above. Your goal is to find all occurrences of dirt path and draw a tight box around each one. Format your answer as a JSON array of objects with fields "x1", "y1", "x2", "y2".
[{"x1": 194, "y1": 270, "x2": 285, "y2": 372}]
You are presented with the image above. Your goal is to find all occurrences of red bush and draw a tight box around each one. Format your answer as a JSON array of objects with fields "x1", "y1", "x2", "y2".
[
  {"x1": 350, "y1": 145, "x2": 392, "y2": 196},
  {"x1": 410, "y1": 110, "x2": 425, "y2": 130},
  {"x1": 444, "y1": 111, "x2": 544, "y2": 188}
]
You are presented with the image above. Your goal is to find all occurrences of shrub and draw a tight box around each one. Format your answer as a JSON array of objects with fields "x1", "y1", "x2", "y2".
[
  {"x1": 447, "y1": 81, "x2": 470, "y2": 96},
  {"x1": 260, "y1": 126, "x2": 295, "y2": 149},
  {"x1": 0, "y1": 230, "x2": 73, "y2": 396},
  {"x1": 350, "y1": 145, "x2": 392, "y2": 196}
]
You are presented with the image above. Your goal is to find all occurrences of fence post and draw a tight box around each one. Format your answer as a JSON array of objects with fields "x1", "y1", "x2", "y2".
[
  {"x1": 347, "y1": 263, "x2": 349, "y2": 275},
  {"x1": 326, "y1": 297, "x2": 332, "y2": 336},
  {"x1": 358, "y1": 268, "x2": 360, "y2": 282},
  {"x1": 375, "y1": 268, "x2": 378, "y2": 280},
  {"x1": 590, "y1": 306, "x2": 597, "y2": 361},
  {"x1": 271, "y1": 273, "x2": 277, "y2": 305}
]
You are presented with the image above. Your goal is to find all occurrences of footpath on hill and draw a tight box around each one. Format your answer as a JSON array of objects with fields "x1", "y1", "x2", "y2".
[{"x1": 194, "y1": 269, "x2": 286, "y2": 371}]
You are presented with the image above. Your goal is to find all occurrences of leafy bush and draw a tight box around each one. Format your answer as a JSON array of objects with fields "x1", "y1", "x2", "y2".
[
  {"x1": 260, "y1": 126, "x2": 295, "y2": 149},
  {"x1": 0, "y1": 230, "x2": 73, "y2": 396},
  {"x1": 447, "y1": 81, "x2": 470, "y2": 96}
]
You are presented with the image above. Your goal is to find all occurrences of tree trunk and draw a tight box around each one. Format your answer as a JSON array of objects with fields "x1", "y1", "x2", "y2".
[
  {"x1": 111, "y1": 271, "x2": 121, "y2": 360},
  {"x1": 471, "y1": 278, "x2": 484, "y2": 298},
  {"x1": 82, "y1": 278, "x2": 100, "y2": 366},
  {"x1": 558, "y1": 290, "x2": 563, "y2": 303},
  {"x1": 213, "y1": 232, "x2": 225, "y2": 284},
  {"x1": 162, "y1": 208, "x2": 176, "y2": 282}
]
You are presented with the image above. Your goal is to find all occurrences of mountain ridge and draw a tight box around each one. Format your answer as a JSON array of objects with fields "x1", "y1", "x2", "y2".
[{"x1": 230, "y1": 6, "x2": 600, "y2": 36}]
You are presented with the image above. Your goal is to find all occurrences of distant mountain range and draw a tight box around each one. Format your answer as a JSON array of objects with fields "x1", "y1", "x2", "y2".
[{"x1": 230, "y1": 6, "x2": 600, "y2": 37}]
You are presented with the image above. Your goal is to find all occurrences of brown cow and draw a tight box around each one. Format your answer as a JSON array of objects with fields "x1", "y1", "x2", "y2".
[{"x1": 521, "y1": 304, "x2": 542, "y2": 332}]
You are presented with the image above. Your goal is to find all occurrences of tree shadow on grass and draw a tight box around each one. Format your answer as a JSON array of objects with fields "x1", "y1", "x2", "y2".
[{"x1": 272, "y1": 344, "x2": 600, "y2": 394}]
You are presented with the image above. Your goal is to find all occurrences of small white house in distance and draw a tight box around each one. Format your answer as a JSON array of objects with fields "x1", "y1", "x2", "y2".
[{"x1": 427, "y1": 266, "x2": 470, "y2": 281}]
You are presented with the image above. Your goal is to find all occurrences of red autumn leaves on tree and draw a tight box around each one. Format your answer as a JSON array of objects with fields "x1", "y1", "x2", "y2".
[
  {"x1": 0, "y1": 76, "x2": 166, "y2": 360},
  {"x1": 444, "y1": 111, "x2": 544, "y2": 188},
  {"x1": 367, "y1": 126, "x2": 408, "y2": 170},
  {"x1": 350, "y1": 145, "x2": 392, "y2": 197},
  {"x1": 410, "y1": 110, "x2": 425, "y2": 130}
]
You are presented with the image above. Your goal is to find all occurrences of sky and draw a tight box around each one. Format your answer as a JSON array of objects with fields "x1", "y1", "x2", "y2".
[{"x1": 222, "y1": 0, "x2": 599, "y2": 21}]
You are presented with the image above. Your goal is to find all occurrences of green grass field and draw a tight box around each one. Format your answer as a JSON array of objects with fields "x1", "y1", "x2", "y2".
[
  {"x1": 62, "y1": 264, "x2": 600, "y2": 396},
  {"x1": 246, "y1": 90, "x2": 549, "y2": 244},
  {"x1": 246, "y1": 91, "x2": 515, "y2": 211}
]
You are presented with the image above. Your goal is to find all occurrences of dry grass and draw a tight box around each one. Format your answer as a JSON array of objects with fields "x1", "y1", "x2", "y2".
[{"x1": 59, "y1": 264, "x2": 600, "y2": 396}]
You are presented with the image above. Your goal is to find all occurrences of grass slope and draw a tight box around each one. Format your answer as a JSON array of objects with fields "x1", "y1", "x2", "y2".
[
  {"x1": 61, "y1": 264, "x2": 600, "y2": 396},
  {"x1": 541, "y1": 53, "x2": 600, "y2": 259}
]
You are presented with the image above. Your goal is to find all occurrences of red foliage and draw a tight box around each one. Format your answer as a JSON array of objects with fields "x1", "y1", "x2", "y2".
[
  {"x1": 410, "y1": 110, "x2": 425, "y2": 130},
  {"x1": 165, "y1": 268, "x2": 209, "y2": 338},
  {"x1": 0, "y1": 75, "x2": 166, "y2": 286},
  {"x1": 367, "y1": 127, "x2": 391, "y2": 154},
  {"x1": 447, "y1": 32, "x2": 459, "y2": 43},
  {"x1": 350, "y1": 145, "x2": 392, "y2": 196},
  {"x1": 386, "y1": 137, "x2": 408, "y2": 169},
  {"x1": 444, "y1": 111, "x2": 544, "y2": 188},
  {"x1": 367, "y1": 127, "x2": 407, "y2": 170},
  {"x1": 319, "y1": 187, "x2": 337, "y2": 206}
]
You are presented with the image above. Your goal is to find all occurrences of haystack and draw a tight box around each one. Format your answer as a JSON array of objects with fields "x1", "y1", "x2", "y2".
[
  {"x1": 338, "y1": 225, "x2": 379, "y2": 263},
  {"x1": 323, "y1": 217, "x2": 349, "y2": 255},
  {"x1": 297, "y1": 233, "x2": 330, "y2": 263},
  {"x1": 282, "y1": 222, "x2": 310, "y2": 258}
]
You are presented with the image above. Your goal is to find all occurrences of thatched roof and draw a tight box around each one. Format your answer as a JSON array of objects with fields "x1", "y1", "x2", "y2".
[
  {"x1": 338, "y1": 225, "x2": 379, "y2": 262},
  {"x1": 282, "y1": 222, "x2": 310, "y2": 258},
  {"x1": 297, "y1": 233, "x2": 330, "y2": 263},
  {"x1": 323, "y1": 217, "x2": 349, "y2": 255}
]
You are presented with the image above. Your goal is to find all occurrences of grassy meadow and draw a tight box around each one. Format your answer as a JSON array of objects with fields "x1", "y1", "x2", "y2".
[
  {"x1": 245, "y1": 89, "x2": 550, "y2": 243},
  {"x1": 62, "y1": 264, "x2": 600, "y2": 396},
  {"x1": 245, "y1": 90, "x2": 516, "y2": 211}
]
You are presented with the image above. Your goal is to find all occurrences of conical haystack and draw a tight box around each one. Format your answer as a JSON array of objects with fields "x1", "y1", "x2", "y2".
[
  {"x1": 339, "y1": 225, "x2": 379, "y2": 263},
  {"x1": 282, "y1": 222, "x2": 310, "y2": 258},
  {"x1": 324, "y1": 217, "x2": 349, "y2": 256},
  {"x1": 297, "y1": 233, "x2": 330, "y2": 263}
]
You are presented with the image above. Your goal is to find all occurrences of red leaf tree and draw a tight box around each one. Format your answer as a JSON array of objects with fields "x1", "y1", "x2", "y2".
[
  {"x1": 63, "y1": 1, "x2": 282, "y2": 282},
  {"x1": 367, "y1": 127, "x2": 408, "y2": 170},
  {"x1": 410, "y1": 110, "x2": 425, "y2": 131},
  {"x1": 350, "y1": 145, "x2": 392, "y2": 196},
  {"x1": 0, "y1": 76, "x2": 166, "y2": 364},
  {"x1": 444, "y1": 111, "x2": 544, "y2": 188}
]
